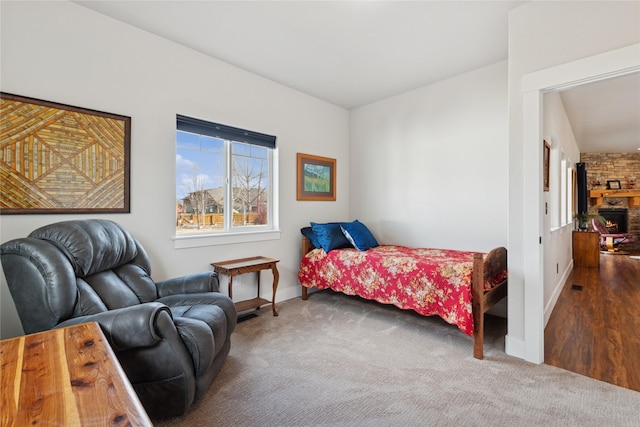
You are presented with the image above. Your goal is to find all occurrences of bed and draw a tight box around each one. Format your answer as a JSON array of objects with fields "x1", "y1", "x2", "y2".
[{"x1": 297, "y1": 222, "x2": 508, "y2": 359}]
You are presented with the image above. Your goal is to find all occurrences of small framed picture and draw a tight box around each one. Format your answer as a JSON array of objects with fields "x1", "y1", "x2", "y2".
[
  {"x1": 296, "y1": 153, "x2": 336, "y2": 201},
  {"x1": 607, "y1": 180, "x2": 621, "y2": 190}
]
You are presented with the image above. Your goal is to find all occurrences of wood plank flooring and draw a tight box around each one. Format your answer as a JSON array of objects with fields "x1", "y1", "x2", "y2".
[{"x1": 544, "y1": 252, "x2": 640, "y2": 392}]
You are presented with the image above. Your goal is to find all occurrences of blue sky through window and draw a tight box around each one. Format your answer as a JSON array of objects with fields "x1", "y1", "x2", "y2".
[{"x1": 176, "y1": 130, "x2": 224, "y2": 201}]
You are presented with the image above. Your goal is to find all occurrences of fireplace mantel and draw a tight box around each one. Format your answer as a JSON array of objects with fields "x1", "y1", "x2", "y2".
[{"x1": 589, "y1": 189, "x2": 640, "y2": 208}]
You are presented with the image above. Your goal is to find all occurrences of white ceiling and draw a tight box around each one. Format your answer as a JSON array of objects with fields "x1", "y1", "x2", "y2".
[
  {"x1": 559, "y1": 73, "x2": 640, "y2": 154},
  {"x1": 76, "y1": 1, "x2": 639, "y2": 153}
]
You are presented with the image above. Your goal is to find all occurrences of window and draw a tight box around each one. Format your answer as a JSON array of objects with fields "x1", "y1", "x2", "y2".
[
  {"x1": 565, "y1": 162, "x2": 573, "y2": 225},
  {"x1": 176, "y1": 115, "x2": 277, "y2": 238},
  {"x1": 560, "y1": 155, "x2": 567, "y2": 226},
  {"x1": 549, "y1": 144, "x2": 560, "y2": 228}
]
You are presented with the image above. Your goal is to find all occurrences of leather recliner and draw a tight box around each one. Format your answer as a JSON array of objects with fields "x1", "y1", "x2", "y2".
[{"x1": 1, "y1": 219, "x2": 236, "y2": 419}]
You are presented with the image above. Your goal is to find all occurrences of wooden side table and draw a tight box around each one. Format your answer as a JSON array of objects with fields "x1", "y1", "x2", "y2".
[
  {"x1": 573, "y1": 230, "x2": 600, "y2": 268},
  {"x1": 0, "y1": 322, "x2": 152, "y2": 426},
  {"x1": 211, "y1": 256, "x2": 280, "y2": 316}
]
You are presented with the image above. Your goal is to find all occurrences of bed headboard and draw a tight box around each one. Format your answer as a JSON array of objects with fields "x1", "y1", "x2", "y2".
[{"x1": 301, "y1": 236, "x2": 314, "y2": 257}]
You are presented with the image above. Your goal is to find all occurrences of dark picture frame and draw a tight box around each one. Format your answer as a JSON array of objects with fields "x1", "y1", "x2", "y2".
[
  {"x1": 0, "y1": 93, "x2": 131, "y2": 214},
  {"x1": 543, "y1": 140, "x2": 550, "y2": 192},
  {"x1": 607, "y1": 180, "x2": 621, "y2": 190},
  {"x1": 296, "y1": 152, "x2": 336, "y2": 201}
]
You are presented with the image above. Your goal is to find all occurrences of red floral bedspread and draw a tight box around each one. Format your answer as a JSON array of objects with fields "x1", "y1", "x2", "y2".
[{"x1": 298, "y1": 245, "x2": 504, "y2": 336}]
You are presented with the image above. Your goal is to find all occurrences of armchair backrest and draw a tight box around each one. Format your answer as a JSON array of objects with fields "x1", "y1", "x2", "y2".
[
  {"x1": 591, "y1": 218, "x2": 608, "y2": 235},
  {"x1": 1, "y1": 219, "x2": 159, "y2": 333},
  {"x1": 30, "y1": 219, "x2": 141, "y2": 277}
]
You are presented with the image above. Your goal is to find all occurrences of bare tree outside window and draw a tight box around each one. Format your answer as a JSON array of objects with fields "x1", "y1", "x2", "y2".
[
  {"x1": 182, "y1": 168, "x2": 212, "y2": 229},
  {"x1": 232, "y1": 142, "x2": 268, "y2": 226},
  {"x1": 176, "y1": 131, "x2": 224, "y2": 233}
]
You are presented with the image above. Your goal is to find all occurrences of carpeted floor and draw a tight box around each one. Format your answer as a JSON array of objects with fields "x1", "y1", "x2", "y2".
[{"x1": 155, "y1": 290, "x2": 640, "y2": 427}]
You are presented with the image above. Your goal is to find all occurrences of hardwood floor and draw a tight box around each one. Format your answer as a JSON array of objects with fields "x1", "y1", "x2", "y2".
[{"x1": 544, "y1": 252, "x2": 640, "y2": 392}]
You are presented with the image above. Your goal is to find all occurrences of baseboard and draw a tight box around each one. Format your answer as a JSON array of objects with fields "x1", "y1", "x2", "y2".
[
  {"x1": 543, "y1": 260, "x2": 573, "y2": 327},
  {"x1": 505, "y1": 334, "x2": 526, "y2": 360},
  {"x1": 273, "y1": 284, "x2": 317, "y2": 304}
]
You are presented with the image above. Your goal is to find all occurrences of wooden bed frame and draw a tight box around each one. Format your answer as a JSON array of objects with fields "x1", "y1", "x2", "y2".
[{"x1": 300, "y1": 237, "x2": 508, "y2": 359}]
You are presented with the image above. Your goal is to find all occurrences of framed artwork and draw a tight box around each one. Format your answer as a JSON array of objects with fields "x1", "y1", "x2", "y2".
[
  {"x1": 296, "y1": 152, "x2": 336, "y2": 201},
  {"x1": 0, "y1": 93, "x2": 131, "y2": 214},
  {"x1": 543, "y1": 140, "x2": 550, "y2": 192},
  {"x1": 607, "y1": 180, "x2": 621, "y2": 190}
]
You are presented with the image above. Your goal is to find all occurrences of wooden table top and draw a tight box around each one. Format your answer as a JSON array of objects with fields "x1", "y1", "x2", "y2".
[
  {"x1": 0, "y1": 322, "x2": 152, "y2": 426},
  {"x1": 210, "y1": 256, "x2": 280, "y2": 271}
]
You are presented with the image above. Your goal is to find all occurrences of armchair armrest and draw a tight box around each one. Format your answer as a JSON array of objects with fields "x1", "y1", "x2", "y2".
[
  {"x1": 56, "y1": 302, "x2": 171, "y2": 351},
  {"x1": 156, "y1": 271, "x2": 219, "y2": 297}
]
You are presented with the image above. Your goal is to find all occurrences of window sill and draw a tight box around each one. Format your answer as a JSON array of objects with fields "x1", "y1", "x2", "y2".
[{"x1": 173, "y1": 229, "x2": 281, "y2": 249}]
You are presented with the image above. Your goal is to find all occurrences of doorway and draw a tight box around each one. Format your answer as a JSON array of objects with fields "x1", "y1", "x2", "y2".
[{"x1": 518, "y1": 43, "x2": 640, "y2": 364}]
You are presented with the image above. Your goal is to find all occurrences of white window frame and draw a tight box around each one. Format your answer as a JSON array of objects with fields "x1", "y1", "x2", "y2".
[
  {"x1": 565, "y1": 161, "x2": 573, "y2": 226},
  {"x1": 174, "y1": 116, "x2": 280, "y2": 248},
  {"x1": 560, "y1": 153, "x2": 568, "y2": 227}
]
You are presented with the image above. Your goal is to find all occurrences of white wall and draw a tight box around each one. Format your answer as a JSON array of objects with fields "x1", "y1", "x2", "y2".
[
  {"x1": 3, "y1": 1, "x2": 638, "y2": 360},
  {"x1": 507, "y1": 1, "x2": 640, "y2": 361},
  {"x1": 0, "y1": 1, "x2": 350, "y2": 338},
  {"x1": 350, "y1": 61, "x2": 509, "y2": 252},
  {"x1": 542, "y1": 92, "x2": 581, "y2": 325}
]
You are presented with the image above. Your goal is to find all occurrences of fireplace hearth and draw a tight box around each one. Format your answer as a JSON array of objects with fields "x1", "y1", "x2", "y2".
[{"x1": 598, "y1": 208, "x2": 628, "y2": 233}]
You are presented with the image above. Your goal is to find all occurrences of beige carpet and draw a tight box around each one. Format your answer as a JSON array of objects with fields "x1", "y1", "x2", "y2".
[{"x1": 156, "y1": 291, "x2": 640, "y2": 427}]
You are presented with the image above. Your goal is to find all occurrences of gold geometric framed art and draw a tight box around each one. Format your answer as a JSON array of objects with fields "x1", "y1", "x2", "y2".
[{"x1": 0, "y1": 93, "x2": 131, "y2": 214}]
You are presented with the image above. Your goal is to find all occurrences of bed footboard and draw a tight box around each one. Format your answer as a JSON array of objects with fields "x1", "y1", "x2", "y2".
[{"x1": 472, "y1": 247, "x2": 508, "y2": 359}]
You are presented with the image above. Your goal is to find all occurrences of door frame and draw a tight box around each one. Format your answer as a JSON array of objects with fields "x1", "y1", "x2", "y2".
[{"x1": 519, "y1": 43, "x2": 640, "y2": 363}]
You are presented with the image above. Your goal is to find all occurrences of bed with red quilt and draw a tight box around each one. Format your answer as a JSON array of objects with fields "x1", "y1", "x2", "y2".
[{"x1": 298, "y1": 234, "x2": 508, "y2": 359}]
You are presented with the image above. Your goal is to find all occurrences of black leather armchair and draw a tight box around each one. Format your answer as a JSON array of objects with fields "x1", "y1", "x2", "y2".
[{"x1": 1, "y1": 219, "x2": 236, "y2": 419}]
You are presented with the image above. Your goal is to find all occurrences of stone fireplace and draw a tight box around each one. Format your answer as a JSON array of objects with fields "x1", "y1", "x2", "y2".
[
  {"x1": 580, "y1": 152, "x2": 640, "y2": 252},
  {"x1": 598, "y1": 208, "x2": 628, "y2": 233}
]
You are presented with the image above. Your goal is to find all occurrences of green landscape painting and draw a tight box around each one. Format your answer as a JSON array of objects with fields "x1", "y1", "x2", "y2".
[{"x1": 303, "y1": 164, "x2": 331, "y2": 192}]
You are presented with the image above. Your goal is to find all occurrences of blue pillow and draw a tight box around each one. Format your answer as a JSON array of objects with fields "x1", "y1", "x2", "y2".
[
  {"x1": 340, "y1": 220, "x2": 379, "y2": 251},
  {"x1": 300, "y1": 226, "x2": 320, "y2": 249},
  {"x1": 310, "y1": 222, "x2": 353, "y2": 253}
]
